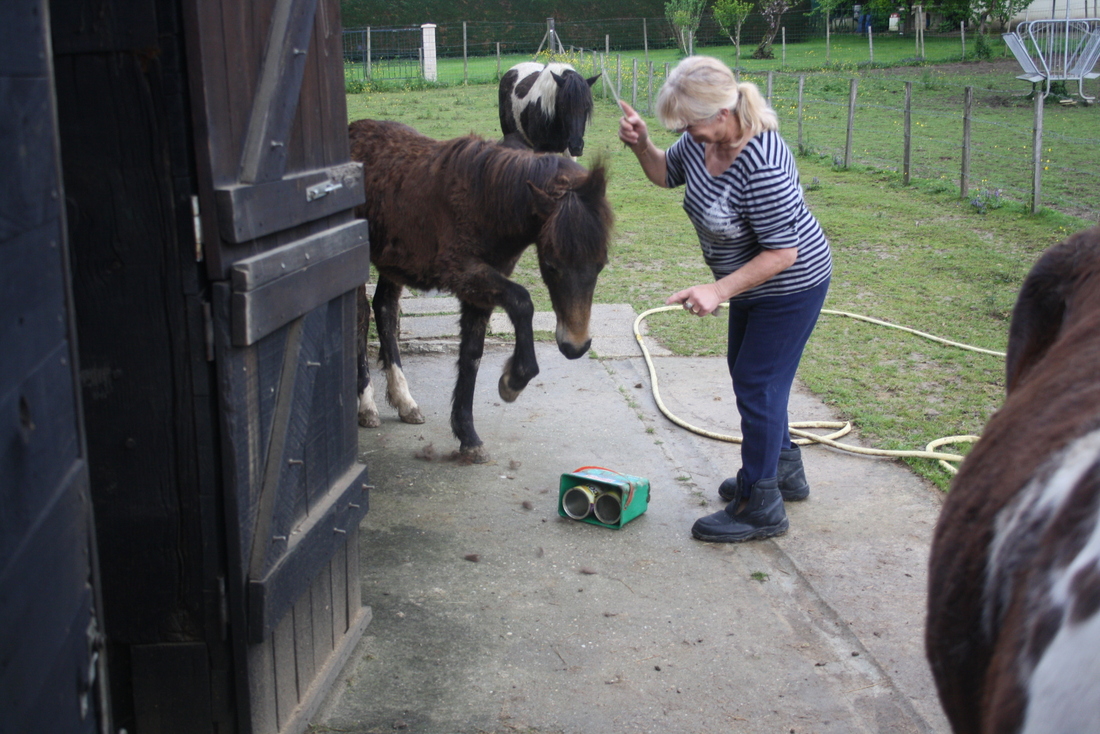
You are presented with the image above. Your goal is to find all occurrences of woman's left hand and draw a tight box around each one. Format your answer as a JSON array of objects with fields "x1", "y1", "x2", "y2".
[{"x1": 667, "y1": 284, "x2": 724, "y2": 317}]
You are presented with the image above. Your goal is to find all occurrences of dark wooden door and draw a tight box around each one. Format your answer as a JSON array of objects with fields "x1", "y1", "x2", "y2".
[
  {"x1": 182, "y1": 1, "x2": 372, "y2": 732},
  {"x1": 0, "y1": 1, "x2": 107, "y2": 731}
]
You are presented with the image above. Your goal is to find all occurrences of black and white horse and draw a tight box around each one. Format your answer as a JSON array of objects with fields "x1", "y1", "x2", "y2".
[{"x1": 498, "y1": 62, "x2": 600, "y2": 158}]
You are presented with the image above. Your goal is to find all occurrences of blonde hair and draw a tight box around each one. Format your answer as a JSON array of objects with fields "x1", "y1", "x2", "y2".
[{"x1": 656, "y1": 56, "x2": 778, "y2": 146}]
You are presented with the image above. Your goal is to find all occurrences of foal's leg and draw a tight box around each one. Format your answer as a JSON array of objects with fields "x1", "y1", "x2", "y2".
[
  {"x1": 495, "y1": 279, "x2": 539, "y2": 403},
  {"x1": 356, "y1": 285, "x2": 381, "y2": 428},
  {"x1": 373, "y1": 277, "x2": 424, "y2": 424},
  {"x1": 452, "y1": 302, "x2": 493, "y2": 463}
]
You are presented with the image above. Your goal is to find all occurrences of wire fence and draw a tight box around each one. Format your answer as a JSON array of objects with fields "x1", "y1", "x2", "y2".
[
  {"x1": 343, "y1": 14, "x2": 960, "y2": 84},
  {"x1": 605, "y1": 64, "x2": 1099, "y2": 219},
  {"x1": 341, "y1": 20, "x2": 1100, "y2": 221},
  {"x1": 762, "y1": 71, "x2": 1099, "y2": 219}
]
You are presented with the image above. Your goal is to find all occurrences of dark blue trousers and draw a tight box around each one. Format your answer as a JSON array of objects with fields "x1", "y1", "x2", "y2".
[{"x1": 726, "y1": 277, "x2": 830, "y2": 486}]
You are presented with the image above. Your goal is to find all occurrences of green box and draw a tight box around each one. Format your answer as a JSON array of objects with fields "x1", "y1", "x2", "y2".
[{"x1": 557, "y1": 467, "x2": 650, "y2": 529}]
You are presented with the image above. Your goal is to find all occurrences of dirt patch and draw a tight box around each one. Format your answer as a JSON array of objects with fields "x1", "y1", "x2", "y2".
[{"x1": 871, "y1": 58, "x2": 1023, "y2": 78}]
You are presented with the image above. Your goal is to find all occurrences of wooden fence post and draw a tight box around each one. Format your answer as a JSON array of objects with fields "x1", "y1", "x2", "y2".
[
  {"x1": 844, "y1": 78, "x2": 858, "y2": 168},
  {"x1": 632, "y1": 57, "x2": 638, "y2": 109},
  {"x1": 644, "y1": 18, "x2": 649, "y2": 62},
  {"x1": 496, "y1": 42, "x2": 501, "y2": 78},
  {"x1": 648, "y1": 61, "x2": 654, "y2": 114},
  {"x1": 869, "y1": 26, "x2": 874, "y2": 63},
  {"x1": 915, "y1": 5, "x2": 921, "y2": 56},
  {"x1": 904, "y1": 81, "x2": 912, "y2": 184},
  {"x1": 463, "y1": 21, "x2": 468, "y2": 85},
  {"x1": 767, "y1": 70, "x2": 774, "y2": 105},
  {"x1": 961, "y1": 86, "x2": 972, "y2": 198},
  {"x1": 366, "y1": 27, "x2": 371, "y2": 80},
  {"x1": 797, "y1": 74, "x2": 805, "y2": 153},
  {"x1": 1032, "y1": 92, "x2": 1044, "y2": 214},
  {"x1": 782, "y1": 27, "x2": 787, "y2": 64},
  {"x1": 617, "y1": 54, "x2": 622, "y2": 100},
  {"x1": 601, "y1": 53, "x2": 608, "y2": 100},
  {"x1": 961, "y1": 22, "x2": 966, "y2": 58}
]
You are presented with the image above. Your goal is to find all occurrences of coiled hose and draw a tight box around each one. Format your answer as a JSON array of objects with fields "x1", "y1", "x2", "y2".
[{"x1": 632, "y1": 305, "x2": 1006, "y2": 475}]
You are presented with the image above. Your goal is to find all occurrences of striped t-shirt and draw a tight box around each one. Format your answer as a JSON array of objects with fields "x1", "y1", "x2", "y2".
[{"x1": 665, "y1": 129, "x2": 832, "y2": 300}]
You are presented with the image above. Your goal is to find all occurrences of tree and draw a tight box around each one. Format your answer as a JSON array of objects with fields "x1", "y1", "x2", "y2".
[
  {"x1": 753, "y1": 0, "x2": 794, "y2": 59},
  {"x1": 713, "y1": 0, "x2": 753, "y2": 64},
  {"x1": 811, "y1": 0, "x2": 846, "y2": 63},
  {"x1": 974, "y1": 0, "x2": 1032, "y2": 32},
  {"x1": 666, "y1": 0, "x2": 709, "y2": 55}
]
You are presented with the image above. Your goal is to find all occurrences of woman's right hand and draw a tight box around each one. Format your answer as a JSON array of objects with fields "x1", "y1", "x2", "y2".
[{"x1": 618, "y1": 100, "x2": 649, "y2": 152}]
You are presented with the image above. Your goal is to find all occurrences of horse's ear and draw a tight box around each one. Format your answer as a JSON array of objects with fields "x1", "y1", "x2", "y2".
[
  {"x1": 586, "y1": 73, "x2": 601, "y2": 87},
  {"x1": 1004, "y1": 232, "x2": 1100, "y2": 393},
  {"x1": 577, "y1": 156, "x2": 609, "y2": 199},
  {"x1": 527, "y1": 181, "x2": 561, "y2": 216},
  {"x1": 551, "y1": 71, "x2": 566, "y2": 87}
]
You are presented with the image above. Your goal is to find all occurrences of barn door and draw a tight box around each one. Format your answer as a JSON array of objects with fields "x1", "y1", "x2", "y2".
[
  {"x1": 181, "y1": 0, "x2": 371, "y2": 732},
  {"x1": 1, "y1": 2, "x2": 107, "y2": 731}
]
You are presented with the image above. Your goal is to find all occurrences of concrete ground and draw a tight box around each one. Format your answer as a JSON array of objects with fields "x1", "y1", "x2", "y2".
[{"x1": 315, "y1": 294, "x2": 951, "y2": 734}]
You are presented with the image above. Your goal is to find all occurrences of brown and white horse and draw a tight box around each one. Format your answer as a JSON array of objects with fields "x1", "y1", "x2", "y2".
[
  {"x1": 926, "y1": 226, "x2": 1100, "y2": 733},
  {"x1": 349, "y1": 119, "x2": 612, "y2": 463}
]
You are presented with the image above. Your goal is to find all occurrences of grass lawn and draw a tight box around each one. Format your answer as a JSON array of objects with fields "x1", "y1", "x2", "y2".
[{"x1": 345, "y1": 64, "x2": 1094, "y2": 490}]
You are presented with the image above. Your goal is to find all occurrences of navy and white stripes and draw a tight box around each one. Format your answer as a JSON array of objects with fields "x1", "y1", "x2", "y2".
[{"x1": 665, "y1": 130, "x2": 832, "y2": 300}]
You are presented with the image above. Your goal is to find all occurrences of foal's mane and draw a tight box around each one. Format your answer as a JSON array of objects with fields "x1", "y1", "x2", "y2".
[{"x1": 437, "y1": 135, "x2": 611, "y2": 261}]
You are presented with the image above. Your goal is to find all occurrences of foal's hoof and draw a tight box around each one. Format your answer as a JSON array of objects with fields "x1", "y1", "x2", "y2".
[
  {"x1": 498, "y1": 372, "x2": 523, "y2": 403},
  {"x1": 358, "y1": 411, "x2": 381, "y2": 428},
  {"x1": 460, "y1": 445, "x2": 491, "y2": 464},
  {"x1": 398, "y1": 407, "x2": 425, "y2": 424}
]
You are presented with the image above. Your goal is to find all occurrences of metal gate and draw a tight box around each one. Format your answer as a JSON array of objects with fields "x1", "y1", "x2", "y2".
[
  {"x1": 183, "y1": 0, "x2": 372, "y2": 730},
  {"x1": 343, "y1": 27, "x2": 424, "y2": 81}
]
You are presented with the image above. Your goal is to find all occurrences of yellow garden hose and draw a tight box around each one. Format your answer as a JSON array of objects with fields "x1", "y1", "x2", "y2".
[{"x1": 632, "y1": 305, "x2": 1005, "y2": 475}]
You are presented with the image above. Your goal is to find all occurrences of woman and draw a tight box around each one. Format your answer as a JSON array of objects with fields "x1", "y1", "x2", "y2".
[{"x1": 618, "y1": 56, "x2": 832, "y2": 543}]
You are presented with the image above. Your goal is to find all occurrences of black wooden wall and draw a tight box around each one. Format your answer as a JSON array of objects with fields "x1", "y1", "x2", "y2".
[
  {"x1": 3, "y1": 0, "x2": 371, "y2": 730},
  {"x1": 48, "y1": 0, "x2": 232, "y2": 730},
  {"x1": 1, "y1": 0, "x2": 106, "y2": 731}
]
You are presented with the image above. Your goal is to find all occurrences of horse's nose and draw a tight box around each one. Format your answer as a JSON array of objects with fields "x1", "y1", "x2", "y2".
[
  {"x1": 558, "y1": 338, "x2": 591, "y2": 360},
  {"x1": 569, "y1": 142, "x2": 584, "y2": 157}
]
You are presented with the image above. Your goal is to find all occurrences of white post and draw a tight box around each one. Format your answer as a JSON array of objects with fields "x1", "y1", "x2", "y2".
[
  {"x1": 782, "y1": 27, "x2": 787, "y2": 63},
  {"x1": 869, "y1": 25, "x2": 874, "y2": 63},
  {"x1": 421, "y1": 24, "x2": 437, "y2": 82}
]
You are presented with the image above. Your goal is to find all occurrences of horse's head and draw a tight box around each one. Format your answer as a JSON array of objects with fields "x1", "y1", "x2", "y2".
[
  {"x1": 550, "y1": 69, "x2": 600, "y2": 157},
  {"x1": 1005, "y1": 226, "x2": 1100, "y2": 393},
  {"x1": 529, "y1": 157, "x2": 612, "y2": 359}
]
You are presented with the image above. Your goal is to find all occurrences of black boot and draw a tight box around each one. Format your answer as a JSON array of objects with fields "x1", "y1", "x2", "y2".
[
  {"x1": 777, "y1": 445, "x2": 810, "y2": 501},
  {"x1": 693, "y1": 477, "x2": 789, "y2": 543},
  {"x1": 718, "y1": 446, "x2": 809, "y2": 503}
]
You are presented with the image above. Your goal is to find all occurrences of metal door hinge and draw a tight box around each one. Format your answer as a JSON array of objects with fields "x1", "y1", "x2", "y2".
[
  {"x1": 218, "y1": 575, "x2": 229, "y2": 640},
  {"x1": 191, "y1": 195, "x2": 204, "y2": 262},
  {"x1": 203, "y1": 300, "x2": 214, "y2": 362}
]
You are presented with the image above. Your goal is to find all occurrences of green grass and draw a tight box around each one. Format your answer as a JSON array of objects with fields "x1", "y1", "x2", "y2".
[{"x1": 346, "y1": 64, "x2": 1094, "y2": 491}]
